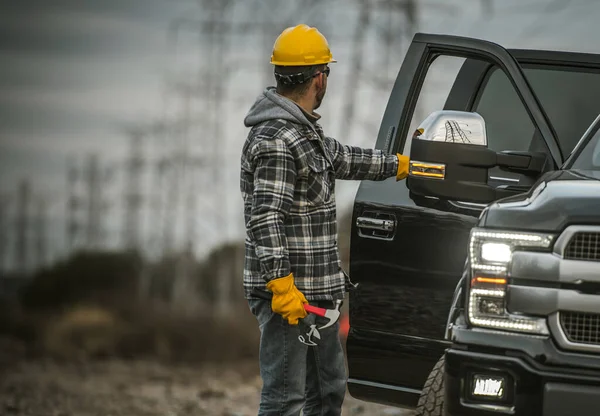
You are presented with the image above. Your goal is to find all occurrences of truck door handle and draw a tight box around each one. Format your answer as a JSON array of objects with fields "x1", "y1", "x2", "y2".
[{"x1": 356, "y1": 217, "x2": 395, "y2": 232}]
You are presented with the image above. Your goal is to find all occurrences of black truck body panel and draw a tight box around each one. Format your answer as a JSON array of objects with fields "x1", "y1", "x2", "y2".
[
  {"x1": 347, "y1": 32, "x2": 600, "y2": 412},
  {"x1": 348, "y1": 33, "x2": 561, "y2": 406},
  {"x1": 444, "y1": 348, "x2": 600, "y2": 416},
  {"x1": 481, "y1": 170, "x2": 600, "y2": 232}
]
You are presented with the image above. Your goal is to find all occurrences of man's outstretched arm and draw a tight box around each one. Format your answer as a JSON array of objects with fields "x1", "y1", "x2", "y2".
[{"x1": 324, "y1": 136, "x2": 409, "y2": 181}]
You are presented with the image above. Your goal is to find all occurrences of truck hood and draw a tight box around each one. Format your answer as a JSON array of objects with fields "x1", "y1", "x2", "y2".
[{"x1": 479, "y1": 169, "x2": 600, "y2": 233}]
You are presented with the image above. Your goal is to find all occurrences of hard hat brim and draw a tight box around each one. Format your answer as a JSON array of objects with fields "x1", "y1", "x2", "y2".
[{"x1": 270, "y1": 58, "x2": 337, "y2": 66}]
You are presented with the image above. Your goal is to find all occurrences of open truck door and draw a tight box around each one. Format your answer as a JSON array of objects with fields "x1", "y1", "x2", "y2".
[{"x1": 346, "y1": 33, "x2": 561, "y2": 409}]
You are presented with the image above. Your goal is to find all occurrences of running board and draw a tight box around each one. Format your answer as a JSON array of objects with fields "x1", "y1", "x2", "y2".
[{"x1": 347, "y1": 378, "x2": 421, "y2": 409}]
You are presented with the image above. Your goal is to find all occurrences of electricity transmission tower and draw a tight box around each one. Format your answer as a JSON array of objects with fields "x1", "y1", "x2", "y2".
[
  {"x1": 341, "y1": 0, "x2": 459, "y2": 146},
  {"x1": 0, "y1": 195, "x2": 9, "y2": 272},
  {"x1": 164, "y1": 0, "x2": 231, "y2": 258},
  {"x1": 123, "y1": 129, "x2": 145, "y2": 251},
  {"x1": 66, "y1": 158, "x2": 83, "y2": 252},
  {"x1": 339, "y1": 0, "x2": 372, "y2": 143},
  {"x1": 66, "y1": 154, "x2": 111, "y2": 255},
  {"x1": 444, "y1": 120, "x2": 471, "y2": 143},
  {"x1": 84, "y1": 153, "x2": 109, "y2": 249},
  {"x1": 15, "y1": 179, "x2": 31, "y2": 275},
  {"x1": 34, "y1": 195, "x2": 48, "y2": 270}
]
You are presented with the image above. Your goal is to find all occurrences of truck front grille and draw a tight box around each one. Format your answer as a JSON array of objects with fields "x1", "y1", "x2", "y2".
[
  {"x1": 564, "y1": 232, "x2": 600, "y2": 261},
  {"x1": 560, "y1": 312, "x2": 600, "y2": 346}
]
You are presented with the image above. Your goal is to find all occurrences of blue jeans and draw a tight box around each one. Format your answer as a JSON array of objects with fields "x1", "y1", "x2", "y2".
[{"x1": 248, "y1": 298, "x2": 347, "y2": 416}]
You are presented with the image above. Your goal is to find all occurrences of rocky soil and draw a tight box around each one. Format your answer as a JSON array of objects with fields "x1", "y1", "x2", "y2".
[{"x1": 0, "y1": 357, "x2": 413, "y2": 416}]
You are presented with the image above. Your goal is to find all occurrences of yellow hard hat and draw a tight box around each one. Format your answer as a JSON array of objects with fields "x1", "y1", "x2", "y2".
[{"x1": 271, "y1": 24, "x2": 337, "y2": 66}]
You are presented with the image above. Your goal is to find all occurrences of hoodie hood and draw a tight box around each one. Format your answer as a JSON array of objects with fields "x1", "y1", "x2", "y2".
[{"x1": 244, "y1": 87, "x2": 318, "y2": 134}]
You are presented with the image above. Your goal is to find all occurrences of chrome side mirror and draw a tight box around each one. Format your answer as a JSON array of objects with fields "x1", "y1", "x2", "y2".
[
  {"x1": 407, "y1": 110, "x2": 543, "y2": 204},
  {"x1": 412, "y1": 110, "x2": 487, "y2": 146}
]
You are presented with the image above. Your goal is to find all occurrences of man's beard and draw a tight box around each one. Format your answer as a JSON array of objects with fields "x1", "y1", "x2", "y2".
[{"x1": 314, "y1": 86, "x2": 326, "y2": 110}]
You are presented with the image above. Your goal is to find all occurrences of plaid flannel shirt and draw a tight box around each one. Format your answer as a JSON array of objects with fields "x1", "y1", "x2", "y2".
[{"x1": 240, "y1": 118, "x2": 398, "y2": 301}]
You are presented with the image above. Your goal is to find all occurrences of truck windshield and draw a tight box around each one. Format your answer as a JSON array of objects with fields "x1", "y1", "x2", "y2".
[{"x1": 571, "y1": 122, "x2": 600, "y2": 171}]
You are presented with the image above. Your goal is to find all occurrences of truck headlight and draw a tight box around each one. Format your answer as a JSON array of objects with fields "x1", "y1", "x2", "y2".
[{"x1": 467, "y1": 229, "x2": 554, "y2": 335}]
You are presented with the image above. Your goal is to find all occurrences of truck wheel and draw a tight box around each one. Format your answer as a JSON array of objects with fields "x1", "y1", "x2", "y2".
[{"x1": 414, "y1": 355, "x2": 445, "y2": 416}]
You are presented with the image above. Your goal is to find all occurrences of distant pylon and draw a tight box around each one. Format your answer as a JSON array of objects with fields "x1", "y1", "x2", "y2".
[
  {"x1": 85, "y1": 153, "x2": 103, "y2": 249},
  {"x1": 0, "y1": 195, "x2": 8, "y2": 272},
  {"x1": 15, "y1": 179, "x2": 31, "y2": 275},
  {"x1": 339, "y1": 0, "x2": 371, "y2": 143},
  {"x1": 34, "y1": 196, "x2": 48, "y2": 270},
  {"x1": 444, "y1": 120, "x2": 470, "y2": 143},
  {"x1": 66, "y1": 157, "x2": 82, "y2": 252},
  {"x1": 123, "y1": 129, "x2": 145, "y2": 250}
]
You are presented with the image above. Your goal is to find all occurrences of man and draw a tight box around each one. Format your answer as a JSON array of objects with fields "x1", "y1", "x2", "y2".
[{"x1": 240, "y1": 24, "x2": 409, "y2": 415}]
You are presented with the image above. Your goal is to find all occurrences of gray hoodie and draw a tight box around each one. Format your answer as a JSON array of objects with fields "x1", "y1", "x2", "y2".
[{"x1": 244, "y1": 87, "x2": 321, "y2": 136}]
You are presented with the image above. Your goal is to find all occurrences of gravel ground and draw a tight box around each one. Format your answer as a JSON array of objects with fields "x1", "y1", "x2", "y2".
[{"x1": 0, "y1": 358, "x2": 413, "y2": 416}]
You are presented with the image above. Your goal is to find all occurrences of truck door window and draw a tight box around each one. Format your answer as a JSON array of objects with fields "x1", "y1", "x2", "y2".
[
  {"x1": 473, "y1": 67, "x2": 551, "y2": 186},
  {"x1": 474, "y1": 65, "x2": 600, "y2": 159},
  {"x1": 401, "y1": 56, "x2": 466, "y2": 155},
  {"x1": 522, "y1": 66, "x2": 600, "y2": 157},
  {"x1": 473, "y1": 67, "x2": 539, "y2": 153}
]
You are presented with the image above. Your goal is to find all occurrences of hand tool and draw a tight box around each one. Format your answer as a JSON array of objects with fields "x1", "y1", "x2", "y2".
[{"x1": 250, "y1": 287, "x2": 343, "y2": 346}]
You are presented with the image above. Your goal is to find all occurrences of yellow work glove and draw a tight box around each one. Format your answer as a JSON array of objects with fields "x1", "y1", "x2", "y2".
[
  {"x1": 396, "y1": 154, "x2": 410, "y2": 181},
  {"x1": 266, "y1": 273, "x2": 308, "y2": 325}
]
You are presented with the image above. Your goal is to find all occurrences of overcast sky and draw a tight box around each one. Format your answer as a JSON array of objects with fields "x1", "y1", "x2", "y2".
[
  {"x1": 0, "y1": 0, "x2": 179, "y2": 185},
  {"x1": 1, "y1": 0, "x2": 600, "y2": 270}
]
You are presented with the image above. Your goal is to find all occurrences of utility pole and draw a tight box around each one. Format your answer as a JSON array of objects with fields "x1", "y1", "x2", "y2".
[
  {"x1": 161, "y1": 153, "x2": 177, "y2": 256},
  {"x1": 360, "y1": 0, "x2": 427, "y2": 137},
  {"x1": 211, "y1": 1, "x2": 228, "y2": 241},
  {"x1": 247, "y1": 0, "x2": 275, "y2": 90},
  {"x1": 154, "y1": 81, "x2": 203, "y2": 258},
  {"x1": 149, "y1": 125, "x2": 171, "y2": 258},
  {"x1": 100, "y1": 162, "x2": 115, "y2": 249},
  {"x1": 165, "y1": 0, "x2": 235, "y2": 257},
  {"x1": 0, "y1": 195, "x2": 8, "y2": 272},
  {"x1": 339, "y1": 0, "x2": 371, "y2": 144},
  {"x1": 66, "y1": 157, "x2": 82, "y2": 252},
  {"x1": 85, "y1": 153, "x2": 103, "y2": 249},
  {"x1": 15, "y1": 179, "x2": 31, "y2": 276},
  {"x1": 167, "y1": 79, "x2": 206, "y2": 308},
  {"x1": 176, "y1": 80, "x2": 199, "y2": 251},
  {"x1": 123, "y1": 129, "x2": 145, "y2": 251},
  {"x1": 34, "y1": 196, "x2": 48, "y2": 270}
]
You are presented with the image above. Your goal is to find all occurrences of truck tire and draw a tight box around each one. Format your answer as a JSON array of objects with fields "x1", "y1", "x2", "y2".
[{"x1": 414, "y1": 355, "x2": 445, "y2": 416}]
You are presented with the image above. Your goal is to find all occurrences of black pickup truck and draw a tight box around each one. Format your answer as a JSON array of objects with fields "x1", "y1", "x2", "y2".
[{"x1": 346, "y1": 34, "x2": 600, "y2": 416}]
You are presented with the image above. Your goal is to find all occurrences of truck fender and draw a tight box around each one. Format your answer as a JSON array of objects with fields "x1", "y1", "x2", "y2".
[{"x1": 444, "y1": 261, "x2": 469, "y2": 340}]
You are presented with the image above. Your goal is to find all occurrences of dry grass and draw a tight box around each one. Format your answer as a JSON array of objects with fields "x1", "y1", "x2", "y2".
[{"x1": 0, "y1": 300, "x2": 260, "y2": 366}]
